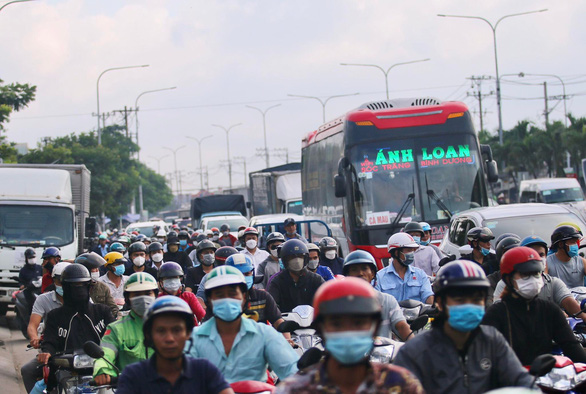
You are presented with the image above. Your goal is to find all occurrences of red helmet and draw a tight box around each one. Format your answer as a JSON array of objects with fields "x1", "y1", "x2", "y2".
[
  {"x1": 313, "y1": 277, "x2": 381, "y2": 321},
  {"x1": 243, "y1": 227, "x2": 259, "y2": 236},
  {"x1": 500, "y1": 246, "x2": 544, "y2": 275},
  {"x1": 211, "y1": 227, "x2": 220, "y2": 234}
]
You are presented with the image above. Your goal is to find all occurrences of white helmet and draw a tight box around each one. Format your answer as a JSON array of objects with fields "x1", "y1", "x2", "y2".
[
  {"x1": 387, "y1": 233, "x2": 419, "y2": 252},
  {"x1": 204, "y1": 229, "x2": 213, "y2": 237},
  {"x1": 156, "y1": 229, "x2": 166, "y2": 237},
  {"x1": 52, "y1": 262, "x2": 71, "y2": 278}
]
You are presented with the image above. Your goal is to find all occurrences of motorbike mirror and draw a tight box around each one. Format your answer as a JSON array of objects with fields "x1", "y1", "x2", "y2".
[
  {"x1": 409, "y1": 315, "x2": 428, "y2": 332},
  {"x1": 83, "y1": 341, "x2": 105, "y2": 359},
  {"x1": 297, "y1": 347, "x2": 323, "y2": 370},
  {"x1": 529, "y1": 354, "x2": 556, "y2": 377},
  {"x1": 277, "y1": 320, "x2": 301, "y2": 333}
]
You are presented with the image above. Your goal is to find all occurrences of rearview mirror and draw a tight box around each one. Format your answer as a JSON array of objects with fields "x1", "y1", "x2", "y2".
[
  {"x1": 486, "y1": 160, "x2": 498, "y2": 183},
  {"x1": 83, "y1": 341, "x2": 104, "y2": 359},
  {"x1": 334, "y1": 174, "x2": 346, "y2": 198},
  {"x1": 409, "y1": 315, "x2": 429, "y2": 332},
  {"x1": 85, "y1": 217, "x2": 97, "y2": 238}
]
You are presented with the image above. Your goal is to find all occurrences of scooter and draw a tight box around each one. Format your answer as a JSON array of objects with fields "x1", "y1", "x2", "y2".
[
  {"x1": 43, "y1": 348, "x2": 96, "y2": 393},
  {"x1": 398, "y1": 299, "x2": 436, "y2": 335},
  {"x1": 535, "y1": 355, "x2": 586, "y2": 392},
  {"x1": 278, "y1": 305, "x2": 323, "y2": 356},
  {"x1": 12, "y1": 275, "x2": 42, "y2": 339}
]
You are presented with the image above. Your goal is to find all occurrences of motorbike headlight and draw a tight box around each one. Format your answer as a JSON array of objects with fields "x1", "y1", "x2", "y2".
[
  {"x1": 73, "y1": 354, "x2": 94, "y2": 369},
  {"x1": 537, "y1": 365, "x2": 576, "y2": 391},
  {"x1": 370, "y1": 345, "x2": 395, "y2": 364}
]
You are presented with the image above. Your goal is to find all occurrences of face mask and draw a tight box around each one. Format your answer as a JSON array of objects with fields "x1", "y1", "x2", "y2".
[
  {"x1": 447, "y1": 304, "x2": 485, "y2": 332},
  {"x1": 55, "y1": 285, "x2": 63, "y2": 296},
  {"x1": 400, "y1": 252, "x2": 415, "y2": 266},
  {"x1": 481, "y1": 247, "x2": 491, "y2": 256},
  {"x1": 113, "y1": 265, "x2": 125, "y2": 276},
  {"x1": 325, "y1": 250, "x2": 337, "y2": 260},
  {"x1": 270, "y1": 249, "x2": 279, "y2": 258},
  {"x1": 179, "y1": 240, "x2": 187, "y2": 247},
  {"x1": 202, "y1": 254, "x2": 215, "y2": 266},
  {"x1": 420, "y1": 240, "x2": 430, "y2": 246},
  {"x1": 168, "y1": 245, "x2": 179, "y2": 253},
  {"x1": 65, "y1": 284, "x2": 90, "y2": 311},
  {"x1": 90, "y1": 272, "x2": 100, "y2": 281},
  {"x1": 130, "y1": 295, "x2": 155, "y2": 317},
  {"x1": 212, "y1": 235, "x2": 219, "y2": 241},
  {"x1": 286, "y1": 231, "x2": 296, "y2": 236},
  {"x1": 151, "y1": 253, "x2": 164, "y2": 263},
  {"x1": 412, "y1": 236, "x2": 421, "y2": 245},
  {"x1": 245, "y1": 275, "x2": 254, "y2": 289},
  {"x1": 324, "y1": 327, "x2": 374, "y2": 365},
  {"x1": 307, "y1": 259, "x2": 319, "y2": 270},
  {"x1": 515, "y1": 275, "x2": 544, "y2": 299},
  {"x1": 133, "y1": 256, "x2": 145, "y2": 267},
  {"x1": 163, "y1": 278, "x2": 182, "y2": 293},
  {"x1": 223, "y1": 231, "x2": 230, "y2": 237},
  {"x1": 246, "y1": 239, "x2": 257, "y2": 249},
  {"x1": 568, "y1": 244, "x2": 579, "y2": 257},
  {"x1": 287, "y1": 257, "x2": 305, "y2": 272},
  {"x1": 27, "y1": 258, "x2": 37, "y2": 266},
  {"x1": 212, "y1": 298, "x2": 242, "y2": 322}
]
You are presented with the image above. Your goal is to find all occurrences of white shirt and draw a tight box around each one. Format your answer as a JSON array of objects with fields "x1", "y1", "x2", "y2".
[
  {"x1": 240, "y1": 248, "x2": 270, "y2": 270},
  {"x1": 413, "y1": 245, "x2": 440, "y2": 276},
  {"x1": 98, "y1": 273, "x2": 128, "y2": 303}
]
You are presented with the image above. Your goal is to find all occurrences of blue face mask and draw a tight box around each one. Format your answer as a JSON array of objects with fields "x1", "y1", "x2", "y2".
[
  {"x1": 113, "y1": 265, "x2": 125, "y2": 277},
  {"x1": 420, "y1": 239, "x2": 430, "y2": 246},
  {"x1": 179, "y1": 239, "x2": 187, "y2": 247},
  {"x1": 212, "y1": 298, "x2": 243, "y2": 322},
  {"x1": 412, "y1": 236, "x2": 421, "y2": 245},
  {"x1": 568, "y1": 244, "x2": 579, "y2": 257},
  {"x1": 447, "y1": 304, "x2": 485, "y2": 332},
  {"x1": 481, "y1": 247, "x2": 490, "y2": 256},
  {"x1": 55, "y1": 285, "x2": 63, "y2": 296},
  {"x1": 324, "y1": 328, "x2": 374, "y2": 365},
  {"x1": 244, "y1": 275, "x2": 254, "y2": 290}
]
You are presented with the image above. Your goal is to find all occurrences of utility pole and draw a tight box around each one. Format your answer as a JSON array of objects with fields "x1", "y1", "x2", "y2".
[
  {"x1": 205, "y1": 166, "x2": 209, "y2": 191},
  {"x1": 466, "y1": 76, "x2": 493, "y2": 133},
  {"x1": 233, "y1": 156, "x2": 248, "y2": 188},
  {"x1": 543, "y1": 81, "x2": 549, "y2": 127},
  {"x1": 273, "y1": 148, "x2": 289, "y2": 163},
  {"x1": 112, "y1": 106, "x2": 137, "y2": 139}
]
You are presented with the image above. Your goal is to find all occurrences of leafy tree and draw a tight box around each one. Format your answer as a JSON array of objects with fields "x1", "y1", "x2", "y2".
[{"x1": 0, "y1": 78, "x2": 36, "y2": 161}]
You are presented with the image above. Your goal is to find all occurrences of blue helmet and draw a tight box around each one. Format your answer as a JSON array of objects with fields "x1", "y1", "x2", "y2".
[
  {"x1": 225, "y1": 254, "x2": 254, "y2": 274},
  {"x1": 110, "y1": 242, "x2": 125, "y2": 253},
  {"x1": 280, "y1": 239, "x2": 308, "y2": 261},
  {"x1": 433, "y1": 260, "x2": 490, "y2": 295},
  {"x1": 520, "y1": 235, "x2": 548, "y2": 250},
  {"x1": 143, "y1": 296, "x2": 194, "y2": 346},
  {"x1": 342, "y1": 250, "x2": 377, "y2": 275},
  {"x1": 42, "y1": 247, "x2": 61, "y2": 259}
]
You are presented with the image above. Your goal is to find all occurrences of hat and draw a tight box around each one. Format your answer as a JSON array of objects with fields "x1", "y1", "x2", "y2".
[{"x1": 284, "y1": 218, "x2": 296, "y2": 226}]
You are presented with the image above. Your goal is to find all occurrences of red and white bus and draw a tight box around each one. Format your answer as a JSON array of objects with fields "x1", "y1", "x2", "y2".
[{"x1": 301, "y1": 97, "x2": 498, "y2": 268}]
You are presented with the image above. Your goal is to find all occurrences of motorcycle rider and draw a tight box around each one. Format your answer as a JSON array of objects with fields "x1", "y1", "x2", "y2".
[
  {"x1": 92, "y1": 233, "x2": 110, "y2": 257},
  {"x1": 256, "y1": 232, "x2": 285, "y2": 289},
  {"x1": 164, "y1": 236, "x2": 193, "y2": 272},
  {"x1": 185, "y1": 240, "x2": 217, "y2": 292},
  {"x1": 19, "y1": 248, "x2": 42, "y2": 289},
  {"x1": 277, "y1": 277, "x2": 424, "y2": 393},
  {"x1": 374, "y1": 233, "x2": 434, "y2": 304},
  {"x1": 177, "y1": 230, "x2": 192, "y2": 252},
  {"x1": 93, "y1": 272, "x2": 158, "y2": 386},
  {"x1": 306, "y1": 242, "x2": 335, "y2": 281},
  {"x1": 99, "y1": 251, "x2": 129, "y2": 307},
  {"x1": 219, "y1": 223, "x2": 237, "y2": 247},
  {"x1": 157, "y1": 261, "x2": 206, "y2": 323},
  {"x1": 460, "y1": 227, "x2": 499, "y2": 274},
  {"x1": 40, "y1": 247, "x2": 61, "y2": 292},
  {"x1": 419, "y1": 222, "x2": 443, "y2": 259},
  {"x1": 195, "y1": 246, "x2": 240, "y2": 308},
  {"x1": 184, "y1": 265, "x2": 299, "y2": 383},
  {"x1": 267, "y1": 239, "x2": 325, "y2": 313},
  {"x1": 117, "y1": 296, "x2": 233, "y2": 394},
  {"x1": 483, "y1": 246, "x2": 586, "y2": 365},
  {"x1": 125, "y1": 241, "x2": 148, "y2": 275},
  {"x1": 394, "y1": 260, "x2": 534, "y2": 393},
  {"x1": 343, "y1": 250, "x2": 412, "y2": 340},
  {"x1": 403, "y1": 221, "x2": 440, "y2": 277},
  {"x1": 546, "y1": 225, "x2": 586, "y2": 288},
  {"x1": 75, "y1": 252, "x2": 118, "y2": 318},
  {"x1": 146, "y1": 241, "x2": 165, "y2": 276},
  {"x1": 318, "y1": 237, "x2": 344, "y2": 275},
  {"x1": 283, "y1": 217, "x2": 307, "y2": 243},
  {"x1": 240, "y1": 227, "x2": 269, "y2": 270}
]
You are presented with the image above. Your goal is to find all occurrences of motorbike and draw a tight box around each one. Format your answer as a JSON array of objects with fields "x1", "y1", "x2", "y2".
[
  {"x1": 278, "y1": 305, "x2": 323, "y2": 356},
  {"x1": 535, "y1": 355, "x2": 586, "y2": 393},
  {"x1": 12, "y1": 275, "x2": 42, "y2": 339},
  {"x1": 43, "y1": 349, "x2": 96, "y2": 393},
  {"x1": 398, "y1": 299, "x2": 436, "y2": 335}
]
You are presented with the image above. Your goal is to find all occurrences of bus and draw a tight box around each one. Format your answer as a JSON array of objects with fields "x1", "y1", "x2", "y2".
[{"x1": 301, "y1": 97, "x2": 498, "y2": 268}]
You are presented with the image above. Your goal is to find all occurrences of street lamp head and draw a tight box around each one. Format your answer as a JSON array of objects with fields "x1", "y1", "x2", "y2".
[{"x1": 518, "y1": 72, "x2": 525, "y2": 78}]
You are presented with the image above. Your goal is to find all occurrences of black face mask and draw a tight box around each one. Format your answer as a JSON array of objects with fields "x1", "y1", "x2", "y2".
[{"x1": 63, "y1": 283, "x2": 90, "y2": 311}]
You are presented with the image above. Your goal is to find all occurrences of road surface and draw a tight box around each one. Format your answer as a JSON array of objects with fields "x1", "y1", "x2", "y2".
[{"x1": 0, "y1": 311, "x2": 32, "y2": 394}]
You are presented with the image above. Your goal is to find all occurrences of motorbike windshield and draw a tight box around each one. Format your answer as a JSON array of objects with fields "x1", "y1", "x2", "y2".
[{"x1": 0, "y1": 205, "x2": 74, "y2": 247}]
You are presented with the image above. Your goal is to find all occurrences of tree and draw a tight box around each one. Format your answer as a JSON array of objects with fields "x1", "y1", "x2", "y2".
[{"x1": 0, "y1": 78, "x2": 36, "y2": 162}]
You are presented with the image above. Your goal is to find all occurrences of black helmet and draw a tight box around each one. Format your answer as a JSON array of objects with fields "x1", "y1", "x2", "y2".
[
  {"x1": 157, "y1": 261, "x2": 184, "y2": 280},
  {"x1": 128, "y1": 241, "x2": 147, "y2": 255},
  {"x1": 551, "y1": 225, "x2": 582, "y2": 249},
  {"x1": 403, "y1": 221, "x2": 424, "y2": 236},
  {"x1": 148, "y1": 242, "x2": 164, "y2": 254},
  {"x1": 280, "y1": 239, "x2": 309, "y2": 266},
  {"x1": 215, "y1": 246, "x2": 239, "y2": 265},
  {"x1": 75, "y1": 252, "x2": 106, "y2": 270},
  {"x1": 220, "y1": 224, "x2": 230, "y2": 232},
  {"x1": 265, "y1": 232, "x2": 285, "y2": 251},
  {"x1": 433, "y1": 260, "x2": 490, "y2": 295},
  {"x1": 466, "y1": 227, "x2": 495, "y2": 244},
  {"x1": 61, "y1": 264, "x2": 91, "y2": 283},
  {"x1": 178, "y1": 230, "x2": 189, "y2": 239},
  {"x1": 135, "y1": 234, "x2": 147, "y2": 242},
  {"x1": 24, "y1": 248, "x2": 36, "y2": 259},
  {"x1": 495, "y1": 233, "x2": 521, "y2": 248},
  {"x1": 143, "y1": 296, "x2": 194, "y2": 347},
  {"x1": 167, "y1": 236, "x2": 180, "y2": 245},
  {"x1": 342, "y1": 250, "x2": 377, "y2": 276},
  {"x1": 197, "y1": 239, "x2": 217, "y2": 253},
  {"x1": 318, "y1": 237, "x2": 337, "y2": 253},
  {"x1": 495, "y1": 237, "x2": 521, "y2": 262}
]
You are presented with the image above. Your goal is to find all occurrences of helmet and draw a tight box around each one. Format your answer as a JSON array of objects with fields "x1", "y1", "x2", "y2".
[
  {"x1": 135, "y1": 234, "x2": 147, "y2": 242},
  {"x1": 432, "y1": 260, "x2": 490, "y2": 295},
  {"x1": 167, "y1": 231, "x2": 178, "y2": 239},
  {"x1": 466, "y1": 227, "x2": 495, "y2": 243},
  {"x1": 215, "y1": 246, "x2": 239, "y2": 265},
  {"x1": 520, "y1": 235, "x2": 548, "y2": 251},
  {"x1": 495, "y1": 233, "x2": 521, "y2": 248},
  {"x1": 307, "y1": 243, "x2": 320, "y2": 254},
  {"x1": 197, "y1": 240, "x2": 217, "y2": 253},
  {"x1": 386, "y1": 233, "x2": 418, "y2": 252},
  {"x1": 125, "y1": 272, "x2": 158, "y2": 293},
  {"x1": 118, "y1": 236, "x2": 130, "y2": 245},
  {"x1": 237, "y1": 230, "x2": 245, "y2": 240},
  {"x1": 128, "y1": 242, "x2": 147, "y2": 255},
  {"x1": 243, "y1": 227, "x2": 259, "y2": 237},
  {"x1": 156, "y1": 229, "x2": 166, "y2": 237},
  {"x1": 204, "y1": 265, "x2": 247, "y2": 294},
  {"x1": 24, "y1": 248, "x2": 36, "y2": 259},
  {"x1": 211, "y1": 227, "x2": 220, "y2": 234},
  {"x1": 420, "y1": 222, "x2": 432, "y2": 232},
  {"x1": 313, "y1": 277, "x2": 381, "y2": 321},
  {"x1": 280, "y1": 238, "x2": 309, "y2": 263},
  {"x1": 104, "y1": 252, "x2": 126, "y2": 266},
  {"x1": 61, "y1": 264, "x2": 91, "y2": 283},
  {"x1": 203, "y1": 230, "x2": 213, "y2": 237},
  {"x1": 42, "y1": 247, "x2": 61, "y2": 259},
  {"x1": 195, "y1": 234, "x2": 207, "y2": 244},
  {"x1": 178, "y1": 230, "x2": 189, "y2": 239},
  {"x1": 265, "y1": 232, "x2": 285, "y2": 249},
  {"x1": 319, "y1": 237, "x2": 338, "y2": 253},
  {"x1": 110, "y1": 242, "x2": 126, "y2": 253},
  {"x1": 403, "y1": 221, "x2": 424, "y2": 236},
  {"x1": 157, "y1": 261, "x2": 184, "y2": 280},
  {"x1": 220, "y1": 224, "x2": 230, "y2": 232},
  {"x1": 342, "y1": 250, "x2": 377, "y2": 275},
  {"x1": 500, "y1": 246, "x2": 544, "y2": 275},
  {"x1": 148, "y1": 242, "x2": 164, "y2": 253},
  {"x1": 495, "y1": 236, "x2": 521, "y2": 262},
  {"x1": 143, "y1": 296, "x2": 194, "y2": 346},
  {"x1": 99, "y1": 233, "x2": 108, "y2": 240},
  {"x1": 52, "y1": 262, "x2": 70, "y2": 278},
  {"x1": 551, "y1": 225, "x2": 582, "y2": 248},
  {"x1": 225, "y1": 254, "x2": 254, "y2": 274},
  {"x1": 167, "y1": 236, "x2": 180, "y2": 245},
  {"x1": 75, "y1": 252, "x2": 106, "y2": 270}
]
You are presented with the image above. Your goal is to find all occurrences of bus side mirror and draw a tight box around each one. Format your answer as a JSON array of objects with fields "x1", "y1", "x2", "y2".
[
  {"x1": 334, "y1": 174, "x2": 346, "y2": 198},
  {"x1": 486, "y1": 160, "x2": 498, "y2": 183}
]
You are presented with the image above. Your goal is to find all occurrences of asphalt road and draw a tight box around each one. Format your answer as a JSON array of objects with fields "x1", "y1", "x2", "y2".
[{"x1": 0, "y1": 311, "x2": 32, "y2": 394}]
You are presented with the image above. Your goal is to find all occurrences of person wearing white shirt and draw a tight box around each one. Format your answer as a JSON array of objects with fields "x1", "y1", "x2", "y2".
[{"x1": 240, "y1": 227, "x2": 269, "y2": 270}]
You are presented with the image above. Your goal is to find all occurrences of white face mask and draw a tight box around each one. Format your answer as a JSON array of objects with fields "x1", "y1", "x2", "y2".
[
  {"x1": 325, "y1": 250, "x2": 337, "y2": 260},
  {"x1": 287, "y1": 257, "x2": 305, "y2": 272},
  {"x1": 307, "y1": 259, "x2": 319, "y2": 270},
  {"x1": 163, "y1": 278, "x2": 182, "y2": 293},
  {"x1": 246, "y1": 239, "x2": 257, "y2": 250},
  {"x1": 90, "y1": 272, "x2": 100, "y2": 281},
  {"x1": 515, "y1": 275, "x2": 544, "y2": 299},
  {"x1": 270, "y1": 249, "x2": 279, "y2": 258},
  {"x1": 26, "y1": 258, "x2": 37, "y2": 266},
  {"x1": 151, "y1": 253, "x2": 163, "y2": 263},
  {"x1": 212, "y1": 235, "x2": 219, "y2": 241},
  {"x1": 133, "y1": 256, "x2": 146, "y2": 267},
  {"x1": 223, "y1": 231, "x2": 230, "y2": 237}
]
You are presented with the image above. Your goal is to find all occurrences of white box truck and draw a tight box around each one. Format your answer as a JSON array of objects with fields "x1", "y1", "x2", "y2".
[
  {"x1": 0, "y1": 164, "x2": 90, "y2": 314},
  {"x1": 248, "y1": 163, "x2": 302, "y2": 216}
]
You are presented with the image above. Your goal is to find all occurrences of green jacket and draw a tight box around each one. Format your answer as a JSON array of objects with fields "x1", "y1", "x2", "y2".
[{"x1": 93, "y1": 311, "x2": 154, "y2": 377}]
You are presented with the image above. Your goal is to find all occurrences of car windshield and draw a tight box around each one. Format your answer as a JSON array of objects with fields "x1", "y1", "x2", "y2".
[
  {"x1": 0, "y1": 205, "x2": 74, "y2": 247},
  {"x1": 542, "y1": 187, "x2": 585, "y2": 203},
  {"x1": 126, "y1": 225, "x2": 159, "y2": 237},
  {"x1": 484, "y1": 212, "x2": 586, "y2": 243},
  {"x1": 350, "y1": 134, "x2": 485, "y2": 227},
  {"x1": 205, "y1": 217, "x2": 249, "y2": 230}
]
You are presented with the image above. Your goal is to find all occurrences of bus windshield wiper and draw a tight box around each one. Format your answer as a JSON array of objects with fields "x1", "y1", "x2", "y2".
[
  {"x1": 425, "y1": 175, "x2": 452, "y2": 220},
  {"x1": 390, "y1": 178, "x2": 415, "y2": 230}
]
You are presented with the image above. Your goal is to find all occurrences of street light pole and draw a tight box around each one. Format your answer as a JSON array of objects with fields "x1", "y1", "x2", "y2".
[
  {"x1": 186, "y1": 135, "x2": 212, "y2": 191},
  {"x1": 135, "y1": 87, "x2": 176, "y2": 160},
  {"x1": 163, "y1": 146, "x2": 186, "y2": 195},
  {"x1": 518, "y1": 72, "x2": 568, "y2": 128},
  {"x1": 149, "y1": 154, "x2": 169, "y2": 174},
  {"x1": 438, "y1": 9, "x2": 548, "y2": 144},
  {"x1": 96, "y1": 64, "x2": 149, "y2": 145},
  {"x1": 340, "y1": 59, "x2": 430, "y2": 100},
  {"x1": 212, "y1": 123, "x2": 242, "y2": 191},
  {"x1": 0, "y1": 0, "x2": 35, "y2": 13},
  {"x1": 246, "y1": 104, "x2": 281, "y2": 168},
  {"x1": 287, "y1": 93, "x2": 359, "y2": 123}
]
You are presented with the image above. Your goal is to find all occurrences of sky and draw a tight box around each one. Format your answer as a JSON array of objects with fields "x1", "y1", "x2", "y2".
[{"x1": 2, "y1": 0, "x2": 585, "y2": 194}]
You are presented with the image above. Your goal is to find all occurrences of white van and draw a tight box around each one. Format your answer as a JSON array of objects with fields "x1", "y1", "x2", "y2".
[{"x1": 518, "y1": 178, "x2": 585, "y2": 204}]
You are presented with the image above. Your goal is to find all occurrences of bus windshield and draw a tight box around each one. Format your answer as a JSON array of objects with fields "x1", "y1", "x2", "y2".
[{"x1": 350, "y1": 134, "x2": 484, "y2": 227}]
